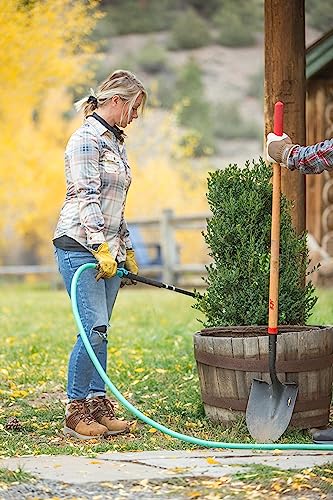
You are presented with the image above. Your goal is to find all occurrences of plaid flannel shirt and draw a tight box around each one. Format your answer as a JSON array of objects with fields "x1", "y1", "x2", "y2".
[
  {"x1": 54, "y1": 115, "x2": 132, "y2": 261},
  {"x1": 287, "y1": 138, "x2": 333, "y2": 174}
]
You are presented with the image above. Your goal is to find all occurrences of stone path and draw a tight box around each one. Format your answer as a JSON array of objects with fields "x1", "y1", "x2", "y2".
[{"x1": 1, "y1": 449, "x2": 333, "y2": 499}]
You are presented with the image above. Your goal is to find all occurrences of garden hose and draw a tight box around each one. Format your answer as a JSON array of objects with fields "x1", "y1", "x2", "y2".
[{"x1": 71, "y1": 263, "x2": 333, "y2": 451}]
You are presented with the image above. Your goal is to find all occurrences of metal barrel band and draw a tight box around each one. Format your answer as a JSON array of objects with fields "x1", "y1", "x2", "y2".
[
  {"x1": 201, "y1": 393, "x2": 331, "y2": 412},
  {"x1": 195, "y1": 349, "x2": 333, "y2": 373}
]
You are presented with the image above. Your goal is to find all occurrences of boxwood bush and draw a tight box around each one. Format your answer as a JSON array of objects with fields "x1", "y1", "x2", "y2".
[{"x1": 194, "y1": 159, "x2": 317, "y2": 326}]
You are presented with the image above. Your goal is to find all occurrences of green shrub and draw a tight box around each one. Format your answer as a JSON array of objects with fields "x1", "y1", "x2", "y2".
[
  {"x1": 213, "y1": 102, "x2": 261, "y2": 140},
  {"x1": 213, "y1": 0, "x2": 263, "y2": 47},
  {"x1": 186, "y1": 0, "x2": 224, "y2": 19},
  {"x1": 247, "y1": 68, "x2": 264, "y2": 101},
  {"x1": 106, "y1": 0, "x2": 174, "y2": 35},
  {"x1": 186, "y1": 0, "x2": 222, "y2": 19},
  {"x1": 169, "y1": 8, "x2": 211, "y2": 50},
  {"x1": 305, "y1": 0, "x2": 333, "y2": 33},
  {"x1": 175, "y1": 57, "x2": 203, "y2": 103},
  {"x1": 137, "y1": 42, "x2": 168, "y2": 74},
  {"x1": 114, "y1": 52, "x2": 139, "y2": 74},
  {"x1": 194, "y1": 159, "x2": 317, "y2": 326},
  {"x1": 179, "y1": 129, "x2": 215, "y2": 157},
  {"x1": 149, "y1": 71, "x2": 177, "y2": 109},
  {"x1": 175, "y1": 57, "x2": 215, "y2": 155}
]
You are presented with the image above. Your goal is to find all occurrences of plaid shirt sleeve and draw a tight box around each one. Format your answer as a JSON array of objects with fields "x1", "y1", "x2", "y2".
[
  {"x1": 120, "y1": 218, "x2": 132, "y2": 249},
  {"x1": 67, "y1": 128, "x2": 106, "y2": 245},
  {"x1": 287, "y1": 138, "x2": 333, "y2": 174}
]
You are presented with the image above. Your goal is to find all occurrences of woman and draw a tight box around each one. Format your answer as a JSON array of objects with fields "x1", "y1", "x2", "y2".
[{"x1": 53, "y1": 70, "x2": 147, "y2": 440}]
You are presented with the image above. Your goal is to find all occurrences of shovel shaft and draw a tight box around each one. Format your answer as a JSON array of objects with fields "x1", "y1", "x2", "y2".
[
  {"x1": 246, "y1": 101, "x2": 298, "y2": 443},
  {"x1": 269, "y1": 334, "x2": 279, "y2": 385},
  {"x1": 268, "y1": 101, "x2": 284, "y2": 335}
]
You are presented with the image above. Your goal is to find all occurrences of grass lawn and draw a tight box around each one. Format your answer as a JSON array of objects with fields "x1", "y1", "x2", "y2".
[{"x1": 0, "y1": 282, "x2": 333, "y2": 457}]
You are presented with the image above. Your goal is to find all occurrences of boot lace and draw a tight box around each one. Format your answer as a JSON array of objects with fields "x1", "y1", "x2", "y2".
[
  {"x1": 92, "y1": 397, "x2": 115, "y2": 418},
  {"x1": 70, "y1": 400, "x2": 95, "y2": 424}
]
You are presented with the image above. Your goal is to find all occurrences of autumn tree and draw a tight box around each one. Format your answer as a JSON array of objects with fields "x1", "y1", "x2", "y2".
[
  {"x1": 0, "y1": 0, "x2": 210, "y2": 268},
  {"x1": 0, "y1": 0, "x2": 100, "y2": 263}
]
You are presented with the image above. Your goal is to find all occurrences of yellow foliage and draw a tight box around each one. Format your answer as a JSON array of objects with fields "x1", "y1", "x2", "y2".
[
  {"x1": 0, "y1": 0, "x2": 100, "y2": 261},
  {"x1": 126, "y1": 109, "x2": 210, "y2": 265},
  {"x1": 0, "y1": 2, "x2": 210, "y2": 266}
]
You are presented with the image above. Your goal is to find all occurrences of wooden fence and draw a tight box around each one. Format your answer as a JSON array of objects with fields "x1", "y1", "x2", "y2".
[
  {"x1": 1, "y1": 212, "x2": 332, "y2": 287},
  {"x1": 0, "y1": 210, "x2": 211, "y2": 286}
]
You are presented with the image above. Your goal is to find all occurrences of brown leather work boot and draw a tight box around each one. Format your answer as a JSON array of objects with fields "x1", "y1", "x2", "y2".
[
  {"x1": 64, "y1": 399, "x2": 108, "y2": 440},
  {"x1": 87, "y1": 396, "x2": 129, "y2": 435}
]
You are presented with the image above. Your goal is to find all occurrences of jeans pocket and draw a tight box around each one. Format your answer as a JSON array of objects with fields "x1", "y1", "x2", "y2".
[
  {"x1": 67, "y1": 251, "x2": 96, "y2": 271},
  {"x1": 53, "y1": 247, "x2": 61, "y2": 273}
]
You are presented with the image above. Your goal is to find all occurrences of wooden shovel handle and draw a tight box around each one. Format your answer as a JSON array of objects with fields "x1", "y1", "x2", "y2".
[{"x1": 268, "y1": 102, "x2": 284, "y2": 335}]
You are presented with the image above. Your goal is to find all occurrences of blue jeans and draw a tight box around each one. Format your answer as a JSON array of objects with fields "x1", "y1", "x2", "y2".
[{"x1": 54, "y1": 247, "x2": 121, "y2": 400}]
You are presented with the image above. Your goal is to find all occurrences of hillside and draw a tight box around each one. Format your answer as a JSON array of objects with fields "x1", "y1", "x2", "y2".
[{"x1": 94, "y1": 25, "x2": 322, "y2": 169}]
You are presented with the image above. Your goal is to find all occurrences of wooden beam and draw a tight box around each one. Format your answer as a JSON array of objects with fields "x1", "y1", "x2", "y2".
[{"x1": 264, "y1": 0, "x2": 306, "y2": 234}]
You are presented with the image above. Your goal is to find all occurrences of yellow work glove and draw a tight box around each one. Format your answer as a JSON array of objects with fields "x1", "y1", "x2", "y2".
[
  {"x1": 125, "y1": 249, "x2": 139, "y2": 274},
  {"x1": 121, "y1": 249, "x2": 139, "y2": 287},
  {"x1": 91, "y1": 242, "x2": 117, "y2": 281}
]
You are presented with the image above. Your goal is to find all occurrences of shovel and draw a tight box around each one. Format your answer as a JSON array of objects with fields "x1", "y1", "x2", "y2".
[{"x1": 246, "y1": 101, "x2": 298, "y2": 443}]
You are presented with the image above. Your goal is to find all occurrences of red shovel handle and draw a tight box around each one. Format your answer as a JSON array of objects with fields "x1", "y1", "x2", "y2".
[
  {"x1": 268, "y1": 101, "x2": 284, "y2": 335},
  {"x1": 274, "y1": 101, "x2": 284, "y2": 136}
]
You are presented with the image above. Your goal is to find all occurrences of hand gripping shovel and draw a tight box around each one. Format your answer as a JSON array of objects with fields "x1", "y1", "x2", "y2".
[{"x1": 245, "y1": 102, "x2": 298, "y2": 443}]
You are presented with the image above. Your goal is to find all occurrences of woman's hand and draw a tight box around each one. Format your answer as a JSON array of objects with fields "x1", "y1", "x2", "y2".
[
  {"x1": 121, "y1": 249, "x2": 139, "y2": 287},
  {"x1": 91, "y1": 243, "x2": 118, "y2": 281},
  {"x1": 125, "y1": 249, "x2": 139, "y2": 274}
]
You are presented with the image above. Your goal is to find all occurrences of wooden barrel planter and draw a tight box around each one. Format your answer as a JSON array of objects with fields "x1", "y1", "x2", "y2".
[{"x1": 194, "y1": 325, "x2": 333, "y2": 429}]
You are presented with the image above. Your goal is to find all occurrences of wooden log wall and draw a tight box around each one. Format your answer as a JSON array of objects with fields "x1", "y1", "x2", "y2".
[{"x1": 306, "y1": 82, "x2": 333, "y2": 254}]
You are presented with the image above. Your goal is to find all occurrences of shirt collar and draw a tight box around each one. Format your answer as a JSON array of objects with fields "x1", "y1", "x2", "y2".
[{"x1": 86, "y1": 115, "x2": 108, "y2": 136}]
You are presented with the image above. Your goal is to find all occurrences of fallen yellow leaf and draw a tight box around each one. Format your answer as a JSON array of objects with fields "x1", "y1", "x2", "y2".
[
  {"x1": 271, "y1": 481, "x2": 283, "y2": 492},
  {"x1": 206, "y1": 457, "x2": 221, "y2": 465},
  {"x1": 187, "y1": 491, "x2": 201, "y2": 498},
  {"x1": 167, "y1": 466, "x2": 190, "y2": 473},
  {"x1": 129, "y1": 421, "x2": 137, "y2": 431}
]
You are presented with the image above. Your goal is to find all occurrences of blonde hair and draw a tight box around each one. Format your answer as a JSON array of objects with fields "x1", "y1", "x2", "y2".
[{"x1": 75, "y1": 70, "x2": 147, "y2": 120}]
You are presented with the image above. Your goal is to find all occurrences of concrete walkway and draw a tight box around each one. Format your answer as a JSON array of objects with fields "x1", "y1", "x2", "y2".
[{"x1": 1, "y1": 449, "x2": 333, "y2": 499}]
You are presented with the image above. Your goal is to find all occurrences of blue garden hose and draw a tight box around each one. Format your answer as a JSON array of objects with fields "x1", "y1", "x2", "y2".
[{"x1": 70, "y1": 263, "x2": 333, "y2": 451}]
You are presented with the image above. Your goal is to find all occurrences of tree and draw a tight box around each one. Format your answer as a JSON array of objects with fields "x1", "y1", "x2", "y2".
[
  {"x1": 0, "y1": 0, "x2": 100, "y2": 262},
  {"x1": 175, "y1": 58, "x2": 215, "y2": 156},
  {"x1": 213, "y1": 0, "x2": 263, "y2": 47}
]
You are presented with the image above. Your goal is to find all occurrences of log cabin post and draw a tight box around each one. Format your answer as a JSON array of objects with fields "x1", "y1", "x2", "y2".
[{"x1": 264, "y1": 0, "x2": 306, "y2": 235}]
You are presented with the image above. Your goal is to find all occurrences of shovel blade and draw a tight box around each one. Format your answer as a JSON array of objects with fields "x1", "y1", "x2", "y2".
[{"x1": 246, "y1": 378, "x2": 298, "y2": 443}]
